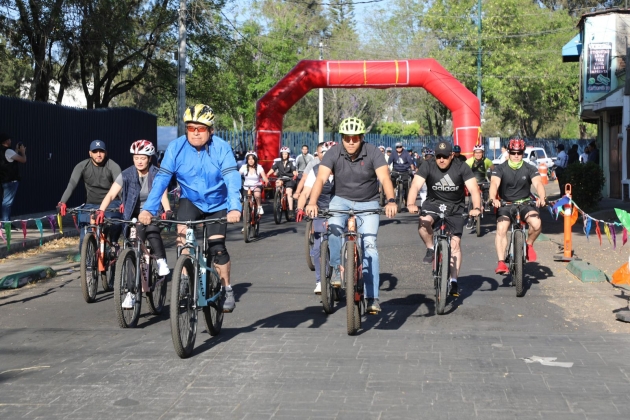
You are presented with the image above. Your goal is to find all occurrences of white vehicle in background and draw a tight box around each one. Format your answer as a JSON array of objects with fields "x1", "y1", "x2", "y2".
[{"x1": 493, "y1": 146, "x2": 555, "y2": 167}]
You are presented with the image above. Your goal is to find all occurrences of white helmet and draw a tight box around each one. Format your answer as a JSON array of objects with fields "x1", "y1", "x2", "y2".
[
  {"x1": 321, "y1": 141, "x2": 337, "y2": 154},
  {"x1": 473, "y1": 144, "x2": 485, "y2": 152},
  {"x1": 130, "y1": 140, "x2": 155, "y2": 156},
  {"x1": 280, "y1": 146, "x2": 291, "y2": 155},
  {"x1": 245, "y1": 150, "x2": 257, "y2": 159}
]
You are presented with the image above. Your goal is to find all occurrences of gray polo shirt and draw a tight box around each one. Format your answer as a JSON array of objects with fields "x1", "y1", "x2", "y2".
[{"x1": 320, "y1": 142, "x2": 387, "y2": 202}]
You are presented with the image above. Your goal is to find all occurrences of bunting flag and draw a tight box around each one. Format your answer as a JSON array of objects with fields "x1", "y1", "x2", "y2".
[
  {"x1": 570, "y1": 207, "x2": 579, "y2": 226},
  {"x1": 57, "y1": 213, "x2": 63, "y2": 235},
  {"x1": 47, "y1": 215, "x2": 56, "y2": 234},
  {"x1": 3, "y1": 222, "x2": 11, "y2": 251},
  {"x1": 615, "y1": 208, "x2": 630, "y2": 230},
  {"x1": 584, "y1": 217, "x2": 592, "y2": 240},
  {"x1": 72, "y1": 215, "x2": 79, "y2": 231},
  {"x1": 21, "y1": 220, "x2": 27, "y2": 247},
  {"x1": 595, "y1": 221, "x2": 602, "y2": 246},
  {"x1": 35, "y1": 219, "x2": 43, "y2": 246},
  {"x1": 624, "y1": 227, "x2": 628, "y2": 247},
  {"x1": 611, "y1": 223, "x2": 617, "y2": 250},
  {"x1": 0, "y1": 226, "x2": 5, "y2": 243},
  {"x1": 553, "y1": 196, "x2": 570, "y2": 211},
  {"x1": 604, "y1": 223, "x2": 612, "y2": 245}
]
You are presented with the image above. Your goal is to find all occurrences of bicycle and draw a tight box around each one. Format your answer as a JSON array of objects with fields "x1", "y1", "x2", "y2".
[
  {"x1": 318, "y1": 208, "x2": 382, "y2": 335},
  {"x1": 69, "y1": 206, "x2": 120, "y2": 303},
  {"x1": 112, "y1": 218, "x2": 168, "y2": 328},
  {"x1": 467, "y1": 181, "x2": 490, "y2": 237},
  {"x1": 242, "y1": 186, "x2": 261, "y2": 243},
  {"x1": 272, "y1": 176, "x2": 294, "y2": 224},
  {"x1": 161, "y1": 217, "x2": 227, "y2": 359},
  {"x1": 390, "y1": 171, "x2": 410, "y2": 212}
]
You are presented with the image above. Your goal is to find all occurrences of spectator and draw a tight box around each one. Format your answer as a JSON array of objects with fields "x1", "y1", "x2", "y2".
[
  {"x1": 587, "y1": 141, "x2": 599, "y2": 165},
  {"x1": 0, "y1": 133, "x2": 27, "y2": 223},
  {"x1": 579, "y1": 146, "x2": 590, "y2": 164},
  {"x1": 568, "y1": 144, "x2": 579, "y2": 165},
  {"x1": 555, "y1": 144, "x2": 568, "y2": 195}
]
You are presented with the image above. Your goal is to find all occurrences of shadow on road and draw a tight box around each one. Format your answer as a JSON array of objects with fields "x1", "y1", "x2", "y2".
[
  {"x1": 0, "y1": 279, "x2": 74, "y2": 307},
  {"x1": 379, "y1": 272, "x2": 398, "y2": 291}
]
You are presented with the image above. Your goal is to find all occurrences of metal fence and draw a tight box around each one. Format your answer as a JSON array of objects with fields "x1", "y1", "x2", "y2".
[{"x1": 0, "y1": 96, "x2": 157, "y2": 216}]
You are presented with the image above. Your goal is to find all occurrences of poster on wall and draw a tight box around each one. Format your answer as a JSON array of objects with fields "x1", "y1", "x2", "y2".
[{"x1": 587, "y1": 42, "x2": 612, "y2": 93}]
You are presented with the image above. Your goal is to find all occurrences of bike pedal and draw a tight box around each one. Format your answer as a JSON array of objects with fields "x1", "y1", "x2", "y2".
[{"x1": 222, "y1": 308, "x2": 234, "y2": 313}]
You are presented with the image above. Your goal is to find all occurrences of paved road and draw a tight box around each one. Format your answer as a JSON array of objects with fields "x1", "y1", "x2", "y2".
[{"x1": 1, "y1": 208, "x2": 629, "y2": 419}]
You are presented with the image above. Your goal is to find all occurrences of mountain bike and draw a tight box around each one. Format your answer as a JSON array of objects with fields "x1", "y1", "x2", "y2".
[
  {"x1": 272, "y1": 176, "x2": 293, "y2": 224},
  {"x1": 467, "y1": 181, "x2": 490, "y2": 237},
  {"x1": 242, "y1": 186, "x2": 261, "y2": 243},
  {"x1": 69, "y1": 206, "x2": 120, "y2": 303},
  {"x1": 112, "y1": 218, "x2": 168, "y2": 328},
  {"x1": 161, "y1": 218, "x2": 227, "y2": 359},
  {"x1": 390, "y1": 171, "x2": 409, "y2": 212},
  {"x1": 319, "y1": 208, "x2": 382, "y2": 335}
]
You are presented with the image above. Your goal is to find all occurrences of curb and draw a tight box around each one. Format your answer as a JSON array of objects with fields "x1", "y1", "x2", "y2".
[
  {"x1": 567, "y1": 260, "x2": 608, "y2": 283},
  {"x1": 0, "y1": 266, "x2": 57, "y2": 289}
]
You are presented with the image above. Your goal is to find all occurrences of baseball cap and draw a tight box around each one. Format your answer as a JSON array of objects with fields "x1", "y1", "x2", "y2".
[
  {"x1": 90, "y1": 140, "x2": 106, "y2": 151},
  {"x1": 436, "y1": 141, "x2": 453, "y2": 155},
  {"x1": 395, "y1": 142, "x2": 403, "y2": 147}
]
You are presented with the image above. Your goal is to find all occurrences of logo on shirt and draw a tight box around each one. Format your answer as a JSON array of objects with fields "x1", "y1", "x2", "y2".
[{"x1": 432, "y1": 174, "x2": 459, "y2": 192}]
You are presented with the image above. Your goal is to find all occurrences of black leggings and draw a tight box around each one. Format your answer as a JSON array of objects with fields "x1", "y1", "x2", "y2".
[{"x1": 132, "y1": 217, "x2": 166, "y2": 259}]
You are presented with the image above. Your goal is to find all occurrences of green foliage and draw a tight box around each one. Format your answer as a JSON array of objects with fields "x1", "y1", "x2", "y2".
[
  {"x1": 563, "y1": 162, "x2": 606, "y2": 212},
  {"x1": 376, "y1": 121, "x2": 421, "y2": 136}
]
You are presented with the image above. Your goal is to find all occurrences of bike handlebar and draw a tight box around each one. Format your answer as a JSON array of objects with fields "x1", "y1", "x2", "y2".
[
  {"x1": 153, "y1": 217, "x2": 228, "y2": 226},
  {"x1": 318, "y1": 209, "x2": 383, "y2": 218}
]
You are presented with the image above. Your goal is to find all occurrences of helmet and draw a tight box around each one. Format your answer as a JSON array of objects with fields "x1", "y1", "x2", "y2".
[
  {"x1": 245, "y1": 150, "x2": 257, "y2": 159},
  {"x1": 473, "y1": 144, "x2": 485, "y2": 152},
  {"x1": 280, "y1": 146, "x2": 291, "y2": 155},
  {"x1": 339, "y1": 117, "x2": 366, "y2": 135},
  {"x1": 425, "y1": 149, "x2": 435, "y2": 156},
  {"x1": 321, "y1": 141, "x2": 337, "y2": 153},
  {"x1": 453, "y1": 145, "x2": 461, "y2": 153},
  {"x1": 378, "y1": 145, "x2": 385, "y2": 150},
  {"x1": 183, "y1": 104, "x2": 215, "y2": 127},
  {"x1": 508, "y1": 139, "x2": 525, "y2": 151},
  {"x1": 386, "y1": 147, "x2": 392, "y2": 152},
  {"x1": 130, "y1": 140, "x2": 155, "y2": 156}
]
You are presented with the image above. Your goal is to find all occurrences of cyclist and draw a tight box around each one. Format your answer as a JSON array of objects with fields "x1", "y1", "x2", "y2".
[
  {"x1": 294, "y1": 142, "x2": 324, "y2": 201},
  {"x1": 390, "y1": 142, "x2": 416, "y2": 202},
  {"x1": 407, "y1": 141, "x2": 481, "y2": 297},
  {"x1": 423, "y1": 148, "x2": 435, "y2": 161},
  {"x1": 305, "y1": 117, "x2": 397, "y2": 314},
  {"x1": 57, "y1": 140, "x2": 122, "y2": 252},
  {"x1": 138, "y1": 104, "x2": 242, "y2": 312},
  {"x1": 296, "y1": 141, "x2": 336, "y2": 294},
  {"x1": 453, "y1": 145, "x2": 467, "y2": 162},
  {"x1": 239, "y1": 151, "x2": 269, "y2": 215},
  {"x1": 385, "y1": 146, "x2": 392, "y2": 163},
  {"x1": 295, "y1": 145, "x2": 314, "y2": 184},
  {"x1": 488, "y1": 139, "x2": 546, "y2": 275},
  {"x1": 464, "y1": 144, "x2": 494, "y2": 229},
  {"x1": 266, "y1": 146, "x2": 298, "y2": 220}
]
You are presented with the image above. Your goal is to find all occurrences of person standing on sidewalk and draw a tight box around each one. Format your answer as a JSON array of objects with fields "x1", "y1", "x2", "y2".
[
  {"x1": 295, "y1": 145, "x2": 313, "y2": 184},
  {"x1": 555, "y1": 144, "x2": 568, "y2": 195},
  {"x1": 57, "y1": 140, "x2": 122, "y2": 251},
  {"x1": 587, "y1": 141, "x2": 599, "y2": 165},
  {"x1": 0, "y1": 133, "x2": 26, "y2": 224}
]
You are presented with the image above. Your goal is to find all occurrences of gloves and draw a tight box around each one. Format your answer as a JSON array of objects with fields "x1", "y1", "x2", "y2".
[
  {"x1": 295, "y1": 209, "x2": 305, "y2": 223},
  {"x1": 160, "y1": 210, "x2": 173, "y2": 220},
  {"x1": 119, "y1": 203, "x2": 124, "y2": 214},
  {"x1": 57, "y1": 202, "x2": 67, "y2": 216},
  {"x1": 292, "y1": 175, "x2": 297, "y2": 181},
  {"x1": 94, "y1": 210, "x2": 105, "y2": 225},
  {"x1": 263, "y1": 180, "x2": 269, "y2": 187}
]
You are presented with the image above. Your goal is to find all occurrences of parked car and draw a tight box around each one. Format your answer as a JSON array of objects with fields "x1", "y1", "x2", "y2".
[{"x1": 493, "y1": 146, "x2": 554, "y2": 167}]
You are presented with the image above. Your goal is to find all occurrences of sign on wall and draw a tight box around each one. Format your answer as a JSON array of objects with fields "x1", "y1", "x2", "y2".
[{"x1": 587, "y1": 42, "x2": 612, "y2": 93}]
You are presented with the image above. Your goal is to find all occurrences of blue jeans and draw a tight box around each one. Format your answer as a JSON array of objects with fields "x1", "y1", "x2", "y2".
[
  {"x1": 78, "y1": 202, "x2": 122, "y2": 250},
  {"x1": 310, "y1": 218, "x2": 327, "y2": 283},
  {"x1": 328, "y1": 196, "x2": 380, "y2": 299},
  {"x1": 2, "y1": 181, "x2": 19, "y2": 222}
]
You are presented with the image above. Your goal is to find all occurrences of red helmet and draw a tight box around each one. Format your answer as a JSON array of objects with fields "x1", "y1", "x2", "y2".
[
  {"x1": 130, "y1": 140, "x2": 155, "y2": 156},
  {"x1": 508, "y1": 139, "x2": 525, "y2": 152}
]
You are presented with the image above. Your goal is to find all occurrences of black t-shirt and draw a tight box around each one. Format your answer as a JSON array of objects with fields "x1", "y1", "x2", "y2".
[
  {"x1": 271, "y1": 159, "x2": 296, "y2": 179},
  {"x1": 320, "y1": 142, "x2": 387, "y2": 202},
  {"x1": 492, "y1": 161, "x2": 539, "y2": 202},
  {"x1": 417, "y1": 159, "x2": 474, "y2": 206}
]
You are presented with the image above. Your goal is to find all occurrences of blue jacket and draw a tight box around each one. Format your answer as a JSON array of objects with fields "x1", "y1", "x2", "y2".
[
  {"x1": 142, "y1": 135, "x2": 242, "y2": 215},
  {"x1": 121, "y1": 164, "x2": 161, "y2": 221}
]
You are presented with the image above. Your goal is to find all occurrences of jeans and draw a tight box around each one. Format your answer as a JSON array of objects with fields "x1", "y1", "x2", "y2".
[
  {"x1": 1, "y1": 181, "x2": 19, "y2": 222},
  {"x1": 78, "y1": 202, "x2": 122, "y2": 251},
  {"x1": 327, "y1": 196, "x2": 381, "y2": 299}
]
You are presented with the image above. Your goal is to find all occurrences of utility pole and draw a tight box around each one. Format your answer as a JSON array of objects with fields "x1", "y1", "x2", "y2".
[
  {"x1": 477, "y1": 0, "x2": 482, "y2": 107},
  {"x1": 177, "y1": 0, "x2": 187, "y2": 137},
  {"x1": 319, "y1": 42, "x2": 324, "y2": 143}
]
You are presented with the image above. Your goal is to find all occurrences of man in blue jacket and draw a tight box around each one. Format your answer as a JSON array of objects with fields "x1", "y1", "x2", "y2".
[{"x1": 139, "y1": 104, "x2": 242, "y2": 312}]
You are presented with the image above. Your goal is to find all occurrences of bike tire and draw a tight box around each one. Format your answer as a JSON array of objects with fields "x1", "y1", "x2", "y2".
[
  {"x1": 514, "y1": 231, "x2": 525, "y2": 297},
  {"x1": 379, "y1": 188, "x2": 385, "y2": 207},
  {"x1": 476, "y1": 215, "x2": 481, "y2": 237},
  {"x1": 113, "y1": 249, "x2": 142, "y2": 328},
  {"x1": 80, "y1": 233, "x2": 99, "y2": 303},
  {"x1": 273, "y1": 193, "x2": 281, "y2": 224},
  {"x1": 101, "y1": 248, "x2": 115, "y2": 292},
  {"x1": 170, "y1": 256, "x2": 197, "y2": 358},
  {"x1": 202, "y1": 268, "x2": 224, "y2": 336},
  {"x1": 344, "y1": 242, "x2": 360, "y2": 335},
  {"x1": 283, "y1": 196, "x2": 290, "y2": 222},
  {"x1": 435, "y1": 239, "x2": 450, "y2": 315},
  {"x1": 305, "y1": 219, "x2": 315, "y2": 271},
  {"x1": 397, "y1": 184, "x2": 405, "y2": 212},
  {"x1": 320, "y1": 240, "x2": 334, "y2": 314},
  {"x1": 243, "y1": 199, "x2": 251, "y2": 243},
  {"x1": 147, "y1": 256, "x2": 167, "y2": 315}
]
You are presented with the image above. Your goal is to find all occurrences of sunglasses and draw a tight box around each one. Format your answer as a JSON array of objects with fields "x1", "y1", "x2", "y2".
[
  {"x1": 342, "y1": 136, "x2": 362, "y2": 143},
  {"x1": 186, "y1": 125, "x2": 209, "y2": 133},
  {"x1": 509, "y1": 151, "x2": 524, "y2": 156},
  {"x1": 396, "y1": 146, "x2": 403, "y2": 148},
  {"x1": 436, "y1": 154, "x2": 450, "y2": 160}
]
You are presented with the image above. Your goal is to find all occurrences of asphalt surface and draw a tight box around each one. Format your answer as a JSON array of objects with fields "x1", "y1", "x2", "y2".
[{"x1": 1, "y1": 206, "x2": 629, "y2": 419}]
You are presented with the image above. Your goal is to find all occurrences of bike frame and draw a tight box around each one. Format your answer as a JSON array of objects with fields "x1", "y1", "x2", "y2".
[
  {"x1": 430, "y1": 210, "x2": 452, "y2": 276},
  {"x1": 505, "y1": 203, "x2": 529, "y2": 269},
  {"x1": 274, "y1": 177, "x2": 290, "y2": 211},
  {"x1": 245, "y1": 187, "x2": 261, "y2": 226},
  {"x1": 119, "y1": 221, "x2": 165, "y2": 294},
  {"x1": 72, "y1": 207, "x2": 116, "y2": 273}
]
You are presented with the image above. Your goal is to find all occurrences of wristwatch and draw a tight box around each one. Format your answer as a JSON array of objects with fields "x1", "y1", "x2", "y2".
[{"x1": 387, "y1": 198, "x2": 396, "y2": 204}]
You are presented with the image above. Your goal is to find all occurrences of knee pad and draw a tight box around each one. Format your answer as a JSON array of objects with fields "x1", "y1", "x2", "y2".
[
  {"x1": 497, "y1": 216, "x2": 511, "y2": 222},
  {"x1": 525, "y1": 213, "x2": 540, "y2": 221},
  {"x1": 206, "y1": 239, "x2": 230, "y2": 265}
]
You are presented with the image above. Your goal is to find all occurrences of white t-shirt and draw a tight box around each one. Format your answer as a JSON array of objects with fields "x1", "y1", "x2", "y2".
[
  {"x1": 579, "y1": 152, "x2": 588, "y2": 163},
  {"x1": 239, "y1": 164, "x2": 265, "y2": 188},
  {"x1": 4, "y1": 149, "x2": 17, "y2": 163},
  {"x1": 304, "y1": 168, "x2": 333, "y2": 188}
]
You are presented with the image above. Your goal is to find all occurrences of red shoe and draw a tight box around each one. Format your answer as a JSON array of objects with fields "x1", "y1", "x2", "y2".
[
  {"x1": 527, "y1": 244, "x2": 537, "y2": 262},
  {"x1": 495, "y1": 261, "x2": 509, "y2": 275}
]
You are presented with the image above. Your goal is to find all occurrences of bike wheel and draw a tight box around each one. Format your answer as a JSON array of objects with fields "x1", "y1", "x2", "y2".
[
  {"x1": 113, "y1": 249, "x2": 142, "y2": 328},
  {"x1": 170, "y1": 256, "x2": 197, "y2": 358},
  {"x1": 147, "y1": 256, "x2": 167, "y2": 315},
  {"x1": 202, "y1": 268, "x2": 224, "y2": 336},
  {"x1": 476, "y1": 215, "x2": 481, "y2": 237},
  {"x1": 435, "y1": 239, "x2": 450, "y2": 315},
  {"x1": 243, "y1": 199, "x2": 251, "y2": 243},
  {"x1": 283, "y1": 196, "x2": 290, "y2": 222},
  {"x1": 101, "y1": 253, "x2": 115, "y2": 292},
  {"x1": 379, "y1": 188, "x2": 385, "y2": 207},
  {"x1": 80, "y1": 233, "x2": 99, "y2": 303},
  {"x1": 320, "y1": 240, "x2": 334, "y2": 314},
  {"x1": 273, "y1": 192, "x2": 281, "y2": 224},
  {"x1": 514, "y1": 231, "x2": 525, "y2": 297},
  {"x1": 344, "y1": 242, "x2": 360, "y2": 335},
  {"x1": 305, "y1": 219, "x2": 315, "y2": 271},
  {"x1": 397, "y1": 184, "x2": 405, "y2": 211}
]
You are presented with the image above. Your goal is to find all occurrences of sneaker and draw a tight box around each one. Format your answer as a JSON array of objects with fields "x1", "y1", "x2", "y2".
[
  {"x1": 122, "y1": 292, "x2": 135, "y2": 309},
  {"x1": 156, "y1": 258, "x2": 170, "y2": 276},
  {"x1": 366, "y1": 298, "x2": 381, "y2": 314},
  {"x1": 223, "y1": 288, "x2": 236, "y2": 312},
  {"x1": 241, "y1": 227, "x2": 244, "y2": 232},
  {"x1": 527, "y1": 244, "x2": 537, "y2": 262},
  {"x1": 423, "y1": 248, "x2": 435, "y2": 264},
  {"x1": 258, "y1": 207, "x2": 264, "y2": 215},
  {"x1": 450, "y1": 281, "x2": 459, "y2": 297},
  {"x1": 495, "y1": 261, "x2": 509, "y2": 275},
  {"x1": 314, "y1": 282, "x2": 321, "y2": 294},
  {"x1": 331, "y1": 268, "x2": 342, "y2": 287},
  {"x1": 465, "y1": 218, "x2": 474, "y2": 230}
]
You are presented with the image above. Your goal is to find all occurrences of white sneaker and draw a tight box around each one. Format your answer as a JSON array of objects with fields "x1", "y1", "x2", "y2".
[
  {"x1": 258, "y1": 207, "x2": 264, "y2": 215},
  {"x1": 157, "y1": 258, "x2": 170, "y2": 276},
  {"x1": 122, "y1": 292, "x2": 135, "y2": 309},
  {"x1": 314, "y1": 282, "x2": 321, "y2": 294}
]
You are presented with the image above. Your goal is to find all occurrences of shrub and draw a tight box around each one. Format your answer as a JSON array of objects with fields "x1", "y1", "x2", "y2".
[{"x1": 562, "y1": 162, "x2": 605, "y2": 212}]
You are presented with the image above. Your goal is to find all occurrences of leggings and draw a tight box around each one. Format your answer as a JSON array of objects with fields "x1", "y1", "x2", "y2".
[{"x1": 133, "y1": 219, "x2": 166, "y2": 259}]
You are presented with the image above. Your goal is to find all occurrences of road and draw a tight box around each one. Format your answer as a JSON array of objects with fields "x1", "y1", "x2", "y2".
[{"x1": 0, "y1": 207, "x2": 629, "y2": 419}]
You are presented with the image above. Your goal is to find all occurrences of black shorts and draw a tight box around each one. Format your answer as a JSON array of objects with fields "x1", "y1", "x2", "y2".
[
  {"x1": 420, "y1": 201, "x2": 466, "y2": 237},
  {"x1": 176, "y1": 199, "x2": 227, "y2": 237},
  {"x1": 496, "y1": 203, "x2": 539, "y2": 221}
]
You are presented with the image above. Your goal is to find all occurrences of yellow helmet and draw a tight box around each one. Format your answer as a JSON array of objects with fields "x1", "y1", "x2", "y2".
[
  {"x1": 339, "y1": 117, "x2": 366, "y2": 135},
  {"x1": 183, "y1": 104, "x2": 215, "y2": 127}
]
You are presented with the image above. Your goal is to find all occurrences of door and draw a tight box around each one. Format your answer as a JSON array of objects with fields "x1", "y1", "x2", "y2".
[{"x1": 610, "y1": 124, "x2": 622, "y2": 198}]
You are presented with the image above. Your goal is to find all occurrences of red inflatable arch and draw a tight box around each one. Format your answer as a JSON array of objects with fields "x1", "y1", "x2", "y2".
[{"x1": 255, "y1": 59, "x2": 480, "y2": 170}]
